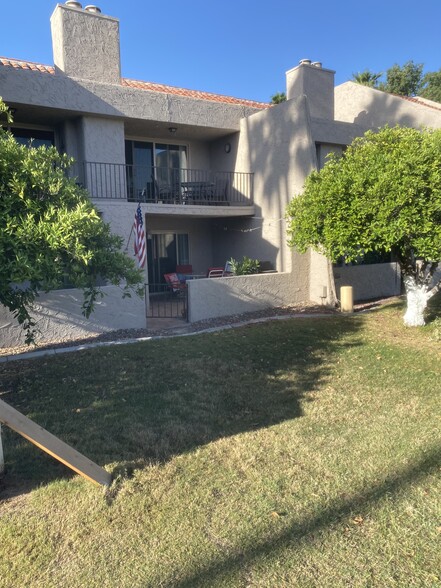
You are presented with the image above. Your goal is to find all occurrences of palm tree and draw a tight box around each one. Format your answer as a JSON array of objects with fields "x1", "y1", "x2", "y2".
[
  {"x1": 270, "y1": 92, "x2": 286, "y2": 104},
  {"x1": 351, "y1": 70, "x2": 382, "y2": 88}
]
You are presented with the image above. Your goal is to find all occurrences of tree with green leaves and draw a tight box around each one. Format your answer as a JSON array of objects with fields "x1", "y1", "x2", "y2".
[
  {"x1": 287, "y1": 126, "x2": 441, "y2": 327},
  {"x1": 379, "y1": 61, "x2": 424, "y2": 96},
  {"x1": 420, "y1": 69, "x2": 441, "y2": 103},
  {"x1": 0, "y1": 99, "x2": 143, "y2": 343},
  {"x1": 350, "y1": 61, "x2": 441, "y2": 103},
  {"x1": 351, "y1": 69, "x2": 382, "y2": 88}
]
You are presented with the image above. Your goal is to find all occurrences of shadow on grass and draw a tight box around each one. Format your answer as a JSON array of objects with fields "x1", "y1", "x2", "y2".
[
  {"x1": 0, "y1": 316, "x2": 361, "y2": 498},
  {"x1": 173, "y1": 443, "x2": 441, "y2": 588},
  {"x1": 425, "y1": 290, "x2": 441, "y2": 323}
]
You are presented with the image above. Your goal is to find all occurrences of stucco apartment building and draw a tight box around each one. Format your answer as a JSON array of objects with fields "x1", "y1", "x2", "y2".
[{"x1": 1, "y1": 1, "x2": 441, "y2": 346}]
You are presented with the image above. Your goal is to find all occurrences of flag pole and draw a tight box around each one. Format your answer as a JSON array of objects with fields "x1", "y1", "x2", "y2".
[
  {"x1": 125, "y1": 201, "x2": 141, "y2": 252},
  {"x1": 125, "y1": 224, "x2": 134, "y2": 252}
]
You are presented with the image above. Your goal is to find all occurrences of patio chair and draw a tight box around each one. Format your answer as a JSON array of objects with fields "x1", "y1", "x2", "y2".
[
  {"x1": 153, "y1": 176, "x2": 175, "y2": 203},
  {"x1": 164, "y1": 273, "x2": 187, "y2": 295},
  {"x1": 207, "y1": 267, "x2": 225, "y2": 278},
  {"x1": 224, "y1": 260, "x2": 233, "y2": 276}
]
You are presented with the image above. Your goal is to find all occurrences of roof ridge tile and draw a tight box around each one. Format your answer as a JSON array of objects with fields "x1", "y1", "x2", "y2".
[{"x1": 121, "y1": 77, "x2": 269, "y2": 108}]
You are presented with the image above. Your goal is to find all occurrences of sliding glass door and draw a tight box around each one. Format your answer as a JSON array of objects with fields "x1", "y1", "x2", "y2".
[
  {"x1": 125, "y1": 141, "x2": 154, "y2": 201},
  {"x1": 125, "y1": 140, "x2": 187, "y2": 201},
  {"x1": 155, "y1": 144, "x2": 187, "y2": 184},
  {"x1": 147, "y1": 233, "x2": 189, "y2": 284}
]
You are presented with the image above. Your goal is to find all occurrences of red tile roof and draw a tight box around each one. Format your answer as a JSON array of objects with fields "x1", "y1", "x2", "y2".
[
  {"x1": 0, "y1": 57, "x2": 55, "y2": 74},
  {"x1": 396, "y1": 94, "x2": 441, "y2": 113},
  {"x1": 121, "y1": 78, "x2": 269, "y2": 109},
  {"x1": 0, "y1": 56, "x2": 269, "y2": 109}
]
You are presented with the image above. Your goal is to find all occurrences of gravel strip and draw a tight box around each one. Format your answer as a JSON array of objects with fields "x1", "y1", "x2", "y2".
[{"x1": 0, "y1": 298, "x2": 395, "y2": 360}]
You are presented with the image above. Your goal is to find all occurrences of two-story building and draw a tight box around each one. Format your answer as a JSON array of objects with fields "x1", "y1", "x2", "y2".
[{"x1": 1, "y1": 1, "x2": 441, "y2": 347}]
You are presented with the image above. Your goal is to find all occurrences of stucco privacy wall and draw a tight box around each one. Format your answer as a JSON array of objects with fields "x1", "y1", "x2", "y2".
[
  {"x1": 235, "y1": 95, "x2": 316, "y2": 273},
  {"x1": 334, "y1": 263, "x2": 401, "y2": 302},
  {"x1": 187, "y1": 272, "x2": 308, "y2": 323},
  {"x1": 0, "y1": 286, "x2": 145, "y2": 349}
]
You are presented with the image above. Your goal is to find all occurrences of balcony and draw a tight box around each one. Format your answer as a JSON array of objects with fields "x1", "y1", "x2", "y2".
[{"x1": 70, "y1": 162, "x2": 253, "y2": 207}]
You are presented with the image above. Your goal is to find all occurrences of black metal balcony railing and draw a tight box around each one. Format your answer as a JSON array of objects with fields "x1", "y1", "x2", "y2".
[{"x1": 70, "y1": 163, "x2": 253, "y2": 206}]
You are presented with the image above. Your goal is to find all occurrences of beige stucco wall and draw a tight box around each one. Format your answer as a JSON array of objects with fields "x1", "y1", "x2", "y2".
[
  {"x1": 80, "y1": 117, "x2": 125, "y2": 163},
  {"x1": 286, "y1": 63, "x2": 335, "y2": 120},
  {"x1": 308, "y1": 250, "x2": 336, "y2": 304},
  {"x1": 0, "y1": 66, "x2": 261, "y2": 134},
  {"x1": 335, "y1": 82, "x2": 441, "y2": 129},
  {"x1": 209, "y1": 132, "x2": 240, "y2": 172},
  {"x1": 62, "y1": 119, "x2": 83, "y2": 161},
  {"x1": 94, "y1": 200, "x2": 137, "y2": 239},
  {"x1": 235, "y1": 95, "x2": 316, "y2": 274},
  {"x1": 188, "y1": 140, "x2": 211, "y2": 169},
  {"x1": 209, "y1": 217, "x2": 282, "y2": 271},
  {"x1": 51, "y1": 4, "x2": 121, "y2": 84},
  {"x1": 0, "y1": 285, "x2": 145, "y2": 349},
  {"x1": 311, "y1": 118, "x2": 367, "y2": 145},
  {"x1": 187, "y1": 272, "x2": 308, "y2": 323}
]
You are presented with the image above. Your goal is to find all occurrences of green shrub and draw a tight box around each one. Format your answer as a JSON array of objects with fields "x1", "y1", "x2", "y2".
[{"x1": 229, "y1": 256, "x2": 260, "y2": 275}]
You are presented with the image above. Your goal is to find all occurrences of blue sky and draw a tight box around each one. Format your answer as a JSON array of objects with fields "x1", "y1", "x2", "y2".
[{"x1": 1, "y1": 0, "x2": 440, "y2": 103}]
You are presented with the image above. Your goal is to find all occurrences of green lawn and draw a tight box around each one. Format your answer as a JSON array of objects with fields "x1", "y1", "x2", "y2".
[{"x1": 0, "y1": 299, "x2": 440, "y2": 587}]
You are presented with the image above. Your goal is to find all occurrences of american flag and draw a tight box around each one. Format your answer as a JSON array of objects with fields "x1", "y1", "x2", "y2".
[{"x1": 133, "y1": 204, "x2": 146, "y2": 268}]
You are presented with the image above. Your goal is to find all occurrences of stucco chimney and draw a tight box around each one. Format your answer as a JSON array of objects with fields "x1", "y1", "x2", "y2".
[
  {"x1": 286, "y1": 60, "x2": 335, "y2": 120},
  {"x1": 51, "y1": 2, "x2": 121, "y2": 84}
]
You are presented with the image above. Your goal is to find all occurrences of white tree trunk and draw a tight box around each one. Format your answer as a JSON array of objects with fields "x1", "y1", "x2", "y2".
[
  {"x1": 403, "y1": 275, "x2": 429, "y2": 327},
  {"x1": 326, "y1": 257, "x2": 338, "y2": 306}
]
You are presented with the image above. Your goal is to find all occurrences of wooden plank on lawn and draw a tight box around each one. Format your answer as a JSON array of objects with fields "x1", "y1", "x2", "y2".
[{"x1": 0, "y1": 398, "x2": 111, "y2": 487}]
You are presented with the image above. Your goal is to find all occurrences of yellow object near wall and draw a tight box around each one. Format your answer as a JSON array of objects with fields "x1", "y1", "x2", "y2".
[{"x1": 340, "y1": 286, "x2": 354, "y2": 313}]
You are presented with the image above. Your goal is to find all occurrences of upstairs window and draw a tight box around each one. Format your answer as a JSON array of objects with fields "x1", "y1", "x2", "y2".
[{"x1": 9, "y1": 128, "x2": 55, "y2": 148}]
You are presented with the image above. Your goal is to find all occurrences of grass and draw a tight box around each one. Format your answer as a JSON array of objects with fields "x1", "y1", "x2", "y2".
[{"x1": 0, "y1": 297, "x2": 440, "y2": 587}]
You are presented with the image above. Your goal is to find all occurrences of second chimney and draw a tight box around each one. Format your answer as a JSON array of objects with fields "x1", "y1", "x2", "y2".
[{"x1": 286, "y1": 60, "x2": 335, "y2": 120}]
